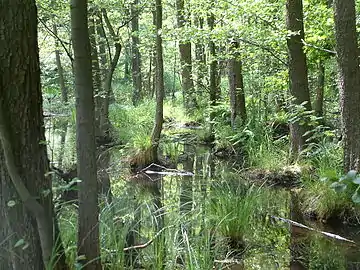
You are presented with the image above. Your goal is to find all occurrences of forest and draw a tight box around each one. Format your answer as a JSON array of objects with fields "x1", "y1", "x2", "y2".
[{"x1": 1, "y1": 0, "x2": 360, "y2": 269}]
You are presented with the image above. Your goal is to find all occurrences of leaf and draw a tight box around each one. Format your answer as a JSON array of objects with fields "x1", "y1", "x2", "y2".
[
  {"x1": 14, "y1": 239, "x2": 25, "y2": 248},
  {"x1": 330, "y1": 182, "x2": 347, "y2": 193},
  {"x1": 22, "y1": 242, "x2": 29, "y2": 250},
  {"x1": 7, "y1": 200, "x2": 16, "y2": 207},
  {"x1": 347, "y1": 170, "x2": 357, "y2": 179},
  {"x1": 352, "y1": 187, "x2": 360, "y2": 204},
  {"x1": 353, "y1": 177, "x2": 360, "y2": 184}
]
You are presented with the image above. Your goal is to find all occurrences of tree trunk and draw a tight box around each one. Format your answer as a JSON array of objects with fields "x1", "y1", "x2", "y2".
[
  {"x1": 53, "y1": 24, "x2": 68, "y2": 104},
  {"x1": 0, "y1": 1, "x2": 67, "y2": 269},
  {"x1": 131, "y1": 0, "x2": 143, "y2": 106},
  {"x1": 314, "y1": 60, "x2": 325, "y2": 118},
  {"x1": 176, "y1": 0, "x2": 196, "y2": 112},
  {"x1": 286, "y1": 0, "x2": 312, "y2": 158},
  {"x1": 102, "y1": 8, "x2": 122, "y2": 137},
  {"x1": 150, "y1": 0, "x2": 165, "y2": 160},
  {"x1": 228, "y1": 40, "x2": 247, "y2": 128},
  {"x1": 333, "y1": 0, "x2": 360, "y2": 172},
  {"x1": 89, "y1": 12, "x2": 103, "y2": 138},
  {"x1": 194, "y1": 17, "x2": 206, "y2": 94},
  {"x1": 70, "y1": 0, "x2": 101, "y2": 269},
  {"x1": 208, "y1": 8, "x2": 219, "y2": 139}
]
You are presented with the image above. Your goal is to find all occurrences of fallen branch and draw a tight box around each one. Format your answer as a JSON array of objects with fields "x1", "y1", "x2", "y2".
[
  {"x1": 123, "y1": 226, "x2": 168, "y2": 251},
  {"x1": 140, "y1": 163, "x2": 194, "y2": 176},
  {"x1": 272, "y1": 216, "x2": 356, "y2": 244}
]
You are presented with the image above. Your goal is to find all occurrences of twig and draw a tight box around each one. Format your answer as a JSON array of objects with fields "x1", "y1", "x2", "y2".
[
  {"x1": 301, "y1": 39, "x2": 336, "y2": 55},
  {"x1": 122, "y1": 226, "x2": 171, "y2": 251},
  {"x1": 237, "y1": 37, "x2": 287, "y2": 66},
  {"x1": 38, "y1": 18, "x2": 74, "y2": 63}
]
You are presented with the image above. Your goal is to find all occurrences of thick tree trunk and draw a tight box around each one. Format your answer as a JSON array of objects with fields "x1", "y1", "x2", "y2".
[
  {"x1": 228, "y1": 40, "x2": 247, "y2": 128},
  {"x1": 176, "y1": 0, "x2": 196, "y2": 112},
  {"x1": 314, "y1": 60, "x2": 325, "y2": 118},
  {"x1": 70, "y1": 0, "x2": 101, "y2": 269},
  {"x1": 333, "y1": 0, "x2": 360, "y2": 172},
  {"x1": 151, "y1": 0, "x2": 165, "y2": 160},
  {"x1": 286, "y1": 0, "x2": 312, "y2": 158},
  {"x1": 0, "y1": 1, "x2": 67, "y2": 269},
  {"x1": 131, "y1": 0, "x2": 143, "y2": 106}
]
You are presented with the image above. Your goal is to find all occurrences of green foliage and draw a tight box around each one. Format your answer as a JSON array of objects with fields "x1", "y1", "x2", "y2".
[
  {"x1": 109, "y1": 99, "x2": 155, "y2": 148},
  {"x1": 327, "y1": 170, "x2": 360, "y2": 204},
  {"x1": 209, "y1": 182, "x2": 260, "y2": 243}
]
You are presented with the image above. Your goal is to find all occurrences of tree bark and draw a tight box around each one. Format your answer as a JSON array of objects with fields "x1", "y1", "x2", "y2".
[
  {"x1": 150, "y1": 0, "x2": 165, "y2": 160},
  {"x1": 0, "y1": 1, "x2": 67, "y2": 269},
  {"x1": 286, "y1": 0, "x2": 312, "y2": 158},
  {"x1": 176, "y1": 0, "x2": 196, "y2": 112},
  {"x1": 102, "y1": 8, "x2": 122, "y2": 137},
  {"x1": 208, "y1": 8, "x2": 219, "y2": 138},
  {"x1": 228, "y1": 40, "x2": 247, "y2": 128},
  {"x1": 89, "y1": 11, "x2": 103, "y2": 138},
  {"x1": 194, "y1": 17, "x2": 206, "y2": 94},
  {"x1": 333, "y1": 0, "x2": 360, "y2": 172},
  {"x1": 131, "y1": 0, "x2": 143, "y2": 106},
  {"x1": 314, "y1": 60, "x2": 325, "y2": 118},
  {"x1": 70, "y1": 0, "x2": 101, "y2": 269},
  {"x1": 53, "y1": 24, "x2": 68, "y2": 104}
]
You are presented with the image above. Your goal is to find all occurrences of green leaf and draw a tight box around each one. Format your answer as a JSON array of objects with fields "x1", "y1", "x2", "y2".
[
  {"x1": 7, "y1": 200, "x2": 16, "y2": 207},
  {"x1": 330, "y1": 182, "x2": 347, "y2": 193},
  {"x1": 353, "y1": 177, "x2": 360, "y2": 184},
  {"x1": 14, "y1": 239, "x2": 25, "y2": 248},
  {"x1": 347, "y1": 170, "x2": 357, "y2": 179},
  {"x1": 352, "y1": 187, "x2": 360, "y2": 204}
]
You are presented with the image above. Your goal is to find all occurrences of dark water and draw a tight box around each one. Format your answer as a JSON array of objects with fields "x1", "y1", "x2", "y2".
[
  {"x1": 47, "y1": 124, "x2": 360, "y2": 269},
  {"x1": 118, "y1": 143, "x2": 360, "y2": 269}
]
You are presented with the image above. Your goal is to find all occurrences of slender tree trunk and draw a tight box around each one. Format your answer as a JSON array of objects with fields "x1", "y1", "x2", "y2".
[
  {"x1": 194, "y1": 17, "x2": 206, "y2": 94},
  {"x1": 89, "y1": 12, "x2": 103, "y2": 138},
  {"x1": 286, "y1": 0, "x2": 312, "y2": 158},
  {"x1": 0, "y1": 1, "x2": 67, "y2": 269},
  {"x1": 70, "y1": 0, "x2": 101, "y2": 269},
  {"x1": 228, "y1": 40, "x2": 247, "y2": 128},
  {"x1": 131, "y1": 0, "x2": 142, "y2": 106},
  {"x1": 333, "y1": 0, "x2": 360, "y2": 172},
  {"x1": 314, "y1": 60, "x2": 325, "y2": 118},
  {"x1": 53, "y1": 24, "x2": 68, "y2": 104},
  {"x1": 176, "y1": 0, "x2": 196, "y2": 112},
  {"x1": 208, "y1": 8, "x2": 219, "y2": 138},
  {"x1": 150, "y1": 0, "x2": 165, "y2": 160},
  {"x1": 102, "y1": 8, "x2": 122, "y2": 137}
]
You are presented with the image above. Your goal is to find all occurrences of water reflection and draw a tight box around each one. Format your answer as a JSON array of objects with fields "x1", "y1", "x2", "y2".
[{"x1": 47, "y1": 124, "x2": 360, "y2": 269}]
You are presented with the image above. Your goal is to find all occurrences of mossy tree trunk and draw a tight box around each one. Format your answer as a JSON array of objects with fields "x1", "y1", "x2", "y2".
[
  {"x1": 0, "y1": 1, "x2": 67, "y2": 269},
  {"x1": 333, "y1": 0, "x2": 360, "y2": 172},
  {"x1": 150, "y1": 0, "x2": 165, "y2": 161},
  {"x1": 208, "y1": 7, "x2": 220, "y2": 139},
  {"x1": 131, "y1": 0, "x2": 143, "y2": 106},
  {"x1": 286, "y1": 0, "x2": 312, "y2": 158},
  {"x1": 228, "y1": 40, "x2": 247, "y2": 128},
  {"x1": 176, "y1": 0, "x2": 196, "y2": 112},
  {"x1": 70, "y1": 0, "x2": 101, "y2": 268},
  {"x1": 314, "y1": 60, "x2": 325, "y2": 118}
]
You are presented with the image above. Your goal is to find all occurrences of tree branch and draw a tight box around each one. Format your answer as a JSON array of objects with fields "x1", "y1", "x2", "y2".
[{"x1": 38, "y1": 18, "x2": 74, "y2": 63}]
